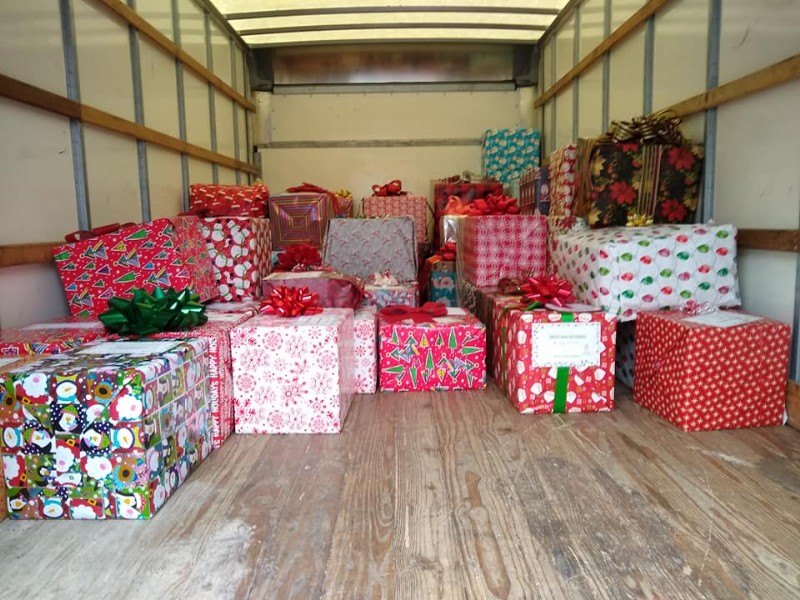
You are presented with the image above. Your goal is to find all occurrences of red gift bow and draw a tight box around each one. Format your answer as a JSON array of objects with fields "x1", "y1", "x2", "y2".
[
  {"x1": 380, "y1": 301, "x2": 448, "y2": 324},
  {"x1": 435, "y1": 242, "x2": 457, "y2": 261},
  {"x1": 259, "y1": 285, "x2": 323, "y2": 317},
  {"x1": 441, "y1": 193, "x2": 519, "y2": 217},
  {"x1": 64, "y1": 222, "x2": 137, "y2": 243},
  {"x1": 520, "y1": 275, "x2": 576, "y2": 308},
  {"x1": 371, "y1": 179, "x2": 407, "y2": 196},
  {"x1": 274, "y1": 244, "x2": 322, "y2": 272}
]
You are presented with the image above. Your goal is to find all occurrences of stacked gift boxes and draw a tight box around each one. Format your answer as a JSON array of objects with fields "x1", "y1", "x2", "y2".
[
  {"x1": 428, "y1": 260, "x2": 457, "y2": 307},
  {"x1": 268, "y1": 193, "x2": 333, "y2": 251},
  {"x1": 432, "y1": 179, "x2": 503, "y2": 247},
  {"x1": 362, "y1": 195, "x2": 430, "y2": 245},
  {"x1": 481, "y1": 129, "x2": 540, "y2": 186}
]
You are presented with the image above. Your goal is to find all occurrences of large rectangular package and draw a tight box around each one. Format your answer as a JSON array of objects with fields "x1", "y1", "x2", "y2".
[
  {"x1": 231, "y1": 309, "x2": 354, "y2": 434},
  {"x1": 0, "y1": 339, "x2": 212, "y2": 519},
  {"x1": 0, "y1": 318, "x2": 108, "y2": 356},
  {"x1": 362, "y1": 195, "x2": 430, "y2": 244},
  {"x1": 324, "y1": 217, "x2": 417, "y2": 282},
  {"x1": 481, "y1": 128, "x2": 541, "y2": 184},
  {"x1": 551, "y1": 224, "x2": 740, "y2": 321},
  {"x1": 268, "y1": 193, "x2": 332, "y2": 250},
  {"x1": 456, "y1": 215, "x2": 548, "y2": 288},
  {"x1": 354, "y1": 307, "x2": 378, "y2": 394},
  {"x1": 633, "y1": 310, "x2": 789, "y2": 431}
]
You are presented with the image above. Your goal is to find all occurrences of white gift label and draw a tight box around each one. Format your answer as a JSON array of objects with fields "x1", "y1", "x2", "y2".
[
  {"x1": 0, "y1": 358, "x2": 21, "y2": 367},
  {"x1": 531, "y1": 322, "x2": 602, "y2": 368},
  {"x1": 683, "y1": 312, "x2": 764, "y2": 328},
  {"x1": 22, "y1": 321, "x2": 102, "y2": 330},
  {"x1": 446, "y1": 307, "x2": 467, "y2": 316},
  {"x1": 78, "y1": 341, "x2": 180, "y2": 356}
]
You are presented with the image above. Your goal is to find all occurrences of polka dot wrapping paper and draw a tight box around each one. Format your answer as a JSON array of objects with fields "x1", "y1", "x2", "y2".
[{"x1": 633, "y1": 310, "x2": 790, "y2": 432}]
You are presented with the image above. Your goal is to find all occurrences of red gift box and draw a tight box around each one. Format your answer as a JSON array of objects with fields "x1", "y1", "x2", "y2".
[
  {"x1": 633, "y1": 309, "x2": 790, "y2": 431},
  {"x1": 172, "y1": 215, "x2": 220, "y2": 300},
  {"x1": 549, "y1": 145, "x2": 577, "y2": 217},
  {"x1": 362, "y1": 195, "x2": 430, "y2": 244},
  {"x1": 0, "y1": 318, "x2": 108, "y2": 356},
  {"x1": 188, "y1": 183, "x2": 269, "y2": 217}
]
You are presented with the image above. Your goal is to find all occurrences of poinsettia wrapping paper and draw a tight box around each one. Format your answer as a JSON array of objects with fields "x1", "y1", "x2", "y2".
[
  {"x1": 0, "y1": 318, "x2": 108, "y2": 356},
  {"x1": 633, "y1": 310, "x2": 789, "y2": 431},
  {"x1": 429, "y1": 261, "x2": 457, "y2": 307},
  {"x1": 552, "y1": 224, "x2": 740, "y2": 321},
  {"x1": 172, "y1": 216, "x2": 219, "y2": 301},
  {"x1": 0, "y1": 339, "x2": 212, "y2": 519},
  {"x1": 324, "y1": 217, "x2": 417, "y2": 282},
  {"x1": 481, "y1": 129, "x2": 541, "y2": 185},
  {"x1": 362, "y1": 282, "x2": 419, "y2": 309},
  {"x1": 379, "y1": 308, "x2": 486, "y2": 392},
  {"x1": 494, "y1": 307, "x2": 616, "y2": 414},
  {"x1": 362, "y1": 195, "x2": 430, "y2": 244},
  {"x1": 268, "y1": 193, "x2": 332, "y2": 250},
  {"x1": 53, "y1": 219, "x2": 216, "y2": 317},
  {"x1": 193, "y1": 216, "x2": 272, "y2": 301},
  {"x1": 231, "y1": 309, "x2": 354, "y2": 434},
  {"x1": 354, "y1": 307, "x2": 378, "y2": 394},
  {"x1": 456, "y1": 215, "x2": 548, "y2": 287},
  {"x1": 549, "y1": 145, "x2": 577, "y2": 217},
  {"x1": 616, "y1": 321, "x2": 636, "y2": 388}
]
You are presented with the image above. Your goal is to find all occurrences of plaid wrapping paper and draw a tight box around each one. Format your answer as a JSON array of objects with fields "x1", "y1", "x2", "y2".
[
  {"x1": 188, "y1": 183, "x2": 269, "y2": 217},
  {"x1": 268, "y1": 193, "x2": 332, "y2": 250},
  {"x1": 362, "y1": 195, "x2": 431, "y2": 244},
  {"x1": 481, "y1": 129, "x2": 541, "y2": 184},
  {"x1": 549, "y1": 145, "x2": 577, "y2": 217}
]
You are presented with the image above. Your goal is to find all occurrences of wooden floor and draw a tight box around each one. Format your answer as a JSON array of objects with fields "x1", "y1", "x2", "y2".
[{"x1": 1, "y1": 384, "x2": 799, "y2": 600}]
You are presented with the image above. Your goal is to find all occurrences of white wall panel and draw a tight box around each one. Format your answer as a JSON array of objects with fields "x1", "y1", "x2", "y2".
[
  {"x1": 0, "y1": 1, "x2": 66, "y2": 95},
  {"x1": 135, "y1": 0, "x2": 174, "y2": 41},
  {"x1": 555, "y1": 15, "x2": 575, "y2": 80},
  {"x1": 0, "y1": 265, "x2": 69, "y2": 329},
  {"x1": 189, "y1": 157, "x2": 214, "y2": 185},
  {"x1": 543, "y1": 101, "x2": 554, "y2": 156},
  {"x1": 184, "y1": 71, "x2": 212, "y2": 149},
  {"x1": 233, "y1": 46, "x2": 247, "y2": 95},
  {"x1": 140, "y1": 38, "x2": 180, "y2": 139},
  {"x1": 74, "y1": 0, "x2": 134, "y2": 121},
  {"x1": 736, "y1": 251, "x2": 797, "y2": 326},
  {"x1": 608, "y1": 29, "x2": 645, "y2": 122},
  {"x1": 578, "y1": 62, "x2": 603, "y2": 138},
  {"x1": 147, "y1": 147, "x2": 184, "y2": 219},
  {"x1": 555, "y1": 86, "x2": 574, "y2": 149},
  {"x1": 211, "y1": 23, "x2": 232, "y2": 86},
  {"x1": 237, "y1": 105, "x2": 250, "y2": 163},
  {"x1": 218, "y1": 168, "x2": 238, "y2": 184},
  {"x1": 680, "y1": 113, "x2": 705, "y2": 145},
  {"x1": 542, "y1": 39, "x2": 554, "y2": 90},
  {"x1": 83, "y1": 126, "x2": 141, "y2": 226},
  {"x1": 178, "y1": 0, "x2": 207, "y2": 66},
  {"x1": 652, "y1": 0, "x2": 709, "y2": 111},
  {"x1": 216, "y1": 93, "x2": 236, "y2": 158},
  {"x1": 580, "y1": 0, "x2": 606, "y2": 59},
  {"x1": 517, "y1": 87, "x2": 537, "y2": 130},
  {"x1": 611, "y1": 0, "x2": 645, "y2": 29},
  {"x1": 719, "y1": 0, "x2": 800, "y2": 84},
  {"x1": 0, "y1": 100, "x2": 77, "y2": 244}
]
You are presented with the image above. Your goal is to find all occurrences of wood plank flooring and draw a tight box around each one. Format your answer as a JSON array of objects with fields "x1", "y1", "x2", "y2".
[{"x1": 1, "y1": 384, "x2": 799, "y2": 600}]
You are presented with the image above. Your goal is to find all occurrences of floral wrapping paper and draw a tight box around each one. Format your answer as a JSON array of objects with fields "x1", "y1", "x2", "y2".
[
  {"x1": 481, "y1": 129, "x2": 541, "y2": 185},
  {"x1": 362, "y1": 195, "x2": 430, "y2": 244},
  {"x1": 324, "y1": 218, "x2": 418, "y2": 282},
  {"x1": 378, "y1": 308, "x2": 486, "y2": 392},
  {"x1": 616, "y1": 320, "x2": 636, "y2": 388},
  {"x1": 551, "y1": 224, "x2": 740, "y2": 321},
  {"x1": 633, "y1": 310, "x2": 789, "y2": 431},
  {"x1": 231, "y1": 309, "x2": 354, "y2": 434},
  {"x1": 190, "y1": 216, "x2": 272, "y2": 301},
  {"x1": 494, "y1": 307, "x2": 616, "y2": 414},
  {"x1": 354, "y1": 307, "x2": 378, "y2": 394},
  {"x1": 268, "y1": 193, "x2": 332, "y2": 250},
  {"x1": 432, "y1": 181, "x2": 503, "y2": 247},
  {"x1": 188, "y1": 183, "x2": 269, "y2": 217},
  {"x1": 0, "y1": 318, "x2": 109, "y2": 356},
  {"x1": 577, "y1": 140, "x2": 703, "y2": 228},
  {"x1": 456, "y1": 215, "x2": 548, "y2": 288},
  {"x1": 0, "y1": 339, "x2": 213, "y2": 519},
  {"x1": 53, "y1": 218, "x2": 218, "y2": 317},
  {"x1": 362, "y1": 282, "x2": 419, "y2": 309},
  {"x1": 429, "y1": 261, "x2": 457, "y2": 307}
]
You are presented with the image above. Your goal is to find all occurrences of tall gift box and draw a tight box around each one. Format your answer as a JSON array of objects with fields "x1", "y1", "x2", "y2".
[
  {"x1": 268, "y1": 193, "x2": 332, "y2": 251},
  {"x1": 549, "y1": 145, "x2": 577, "y2": 217},
  {"x1": 354, "y1": 307, "x2": 378, "y2": 394},
  {"x1": 551, "y1": 224, "x2": 740, "y2": 321},
  {"x1": 362, "y1": 195, "x2": 430, "y2": 244},
  {"x1": 481, "y1": 129, "x2": 540, "y2": 184},
  {"x1": 379, "y1": 306, "x2": 486, "y2": 392},
  {"x1": 432, "y1": 179, "x2": 503, "y2": 247},
  {"x1": 231, "y1": 309, "x2": 354, "y2": 434},
  {"x1": 456, "y1": 215, "x2": 547, "y2": 288},
  {"x1": 0, "y1": 318, "x2": 108, "y2": 356},
  {"x1": 0, "y1": 339, "x2": 212, "y2": 519}
]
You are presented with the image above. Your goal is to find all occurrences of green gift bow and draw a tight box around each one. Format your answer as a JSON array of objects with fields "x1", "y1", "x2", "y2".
[{"x1": 99, "y1": 287, "x2": 208, "y2": 336}]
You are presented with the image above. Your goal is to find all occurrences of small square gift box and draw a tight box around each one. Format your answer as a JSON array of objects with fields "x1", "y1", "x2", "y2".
[
  {"x1": 0, "y1": 317, "x2": 108, "y2": 356},
  {"x1": 268, "y1": 193, "x2": 333, "y2": 251},
  {"x1": 230, "y1": 286, "x2": 354, "y2": 434},
  {"x1": 362, "y1": 187, "x2": 431, "y2": 244},
  {"x1": 419, "y1": 242, "x2": 457, "y2": 307},
  {"x1": 362, "y1": 272, "x2": 419, "y2": 309},
  {"x1": 378, "y1": 303, "x2": 486, "y2": 392},
  {"x1": 481, "y1": 128, "x2": 541, "y2": 185},
  {"x1": 188, "y1": 182, "x2": 270, "y2": 217},
  {"x1": 354, "y1": 307, "x2": 378, "y2": 394},
  {"x1": 633, "y1": 308, "x2": 790, "y2": 431},
  {"x1": 0, "y1": 338, "x2": 213, "y2": 519}
]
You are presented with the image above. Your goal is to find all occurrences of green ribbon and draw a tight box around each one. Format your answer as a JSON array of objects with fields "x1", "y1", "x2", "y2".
[
  {"x1": 552, "y1": 312, "x2": 575, "y2": 413},
  {"x1": 99, "y1": 287, "x2": 207, "y2": 336}
]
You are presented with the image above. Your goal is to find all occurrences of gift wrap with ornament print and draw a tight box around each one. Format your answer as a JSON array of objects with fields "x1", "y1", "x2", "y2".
[
  {"x1": 362, "y1": 195, "x2": 430, "y2": 244},
  {"x1": 354, "y1": 307, "x2": 378, "y2": 394},
  {"x1": 481, "y1": 128, "x2": 541, "y2": 185},
  {"x1": 633, "y1": 310, "x2": 789, "y2": 431},
  {"x1": 551, "y1": 224, "x2": 740, "y2": 321},
  {"x1": 0, "y1": 318, "x2": 109, "y2": 356},
  {"x1": 0, "y1": 339, "x2": 213, "y2": 519},
  {"x1": 230, "y1": 309, "x2": 354, "y2": 434},
  {"x1": 379, "y1": 308, "x2": 486, "y2": 392},
  {"x1": 324, "y1": 217, "x2": 417, "y2": 282},
  {"x1": 494, "y1": 307, "x2": 617, "y2": 414},
  {"x1": 429, "y1": 261, "x2": 457, "y2": 307},
  {"x1": 362, "y1": 282, "x2": 419, "y2": 309}
]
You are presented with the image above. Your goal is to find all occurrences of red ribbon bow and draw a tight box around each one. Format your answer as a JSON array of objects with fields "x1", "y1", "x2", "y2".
[
  {"x1": 259, "y1": 285, "x2": 323, "y2": 317},
  {"x1": 467, "y1": 193, "x2": 520, "y2": 216},
  {"x1": 435, "y1": 242, "x2": 457, "y2": 261},
  {"x1": 274, "y1": 244, "x2": 323, "y2": 272},
  {"x1": 380, "y1": 302, "x2": 448, "y2": 323},
  {"x1": 372, "y1": 179, "x2": 407, "y2": 196},
  {"x1": 520, "y1": 275, "x2": 576, "y2": 307}
]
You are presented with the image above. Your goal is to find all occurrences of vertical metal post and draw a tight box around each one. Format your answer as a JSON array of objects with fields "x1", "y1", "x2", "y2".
[
  {"x1": 230, "y1": 37, "x2": 241, "y2": 185},
  {"x1": 643, "y1": 16, "x2": 655, "y2": 115},
  {"x1": 702, "y1": 0, "x2": 721, "y2": 224},
  {"x1": 243, "y1": 47, "x2": 254, "y2": 180},
  {"x1": 573, "y1": 5, "x2": 581, "y2": 141},
  {"x1": 601, "y1": 0, "x2": 611, "y2": 131},
  {"x1": 127, "y1": 0, "x2": 150, "y2": 221},
  {"x1": 59, "y1": 0, "x2": 91, "y2": 230},
  {"x1": 204, "y1": 10, "x2": 219, "y2": 183},
  {"x1": 550, "y1": 37, "x2": 557, "y2": 153},
  {"x1": 172, "y1": 0, "x2": 190, "y2": 210}
]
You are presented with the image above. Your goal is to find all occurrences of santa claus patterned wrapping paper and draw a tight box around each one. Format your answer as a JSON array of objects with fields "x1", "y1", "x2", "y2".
[
  {"x1": 0, "y1": 356, "x2": 29, "y2": 521},
  {"x1": 549, "y1": 145, "x2": 577, "y2": 217},
  {"x1": 354, "y1": 307, "x2": 378, "y2": 394},
  {"x1": 551, "y1": 224, "x2": 740, "y2": 321},
  {"x1": 633, "y1": 310, "x2": 790, "y2": 432},
  {"x1": 0, "y1": 318, "x2": 108, "y2": 356},
  {"x1": 428, "y1": 260, "x2": 457, "y2": 307},
  {"x1": 456, "y1": 215, "x2": 548, "y2": 288},
  {"x1": 362, "y1": 195, "x2": 431, "y2": 244},
  {"x1": 494, "y1": 306, "x2": 617, "y2": 414},
  {"x1": 231, "y1": 309, "x2": 354, "y2": 434}
]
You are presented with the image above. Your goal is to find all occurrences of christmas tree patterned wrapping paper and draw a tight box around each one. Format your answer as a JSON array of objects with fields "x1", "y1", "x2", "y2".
[
  {"x1": 0, "y1": 318, "x2": 109, "y2": 356},
  {"x1": 0, "y1": 339, "x2": 212, "y2": 519},
  {"x1": 481, "y1": 129, "x2": 541, "y2": 185},
  {"x1": 633, "y1": 310, "x2": 790, "y2": 431},
  {"x1": 362, "y1": 195, "x2": 431, "y2": 244},
  {"x1": 551, "y1": 224, "x2": 740, "y2": 321},
  {"x1": 354, "y1": 307, "x2": 378, "y2": 394}
]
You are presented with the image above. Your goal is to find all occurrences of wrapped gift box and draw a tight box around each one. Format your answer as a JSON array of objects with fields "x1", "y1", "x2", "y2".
[
  {"x1": 354, "y1": 307, "x2": 378, "y2": 394},
  {"x1": 333, "y1": 195, "x2": 354, "y2": 218},
  {"x1": 0, "y1": 356, "x2": 29, "y2": 521},
  {"x1": 362, "y1": 195, "x2": 430, "y2": 244},
  {"x1": 263, "y1": 271, "x2": 364, "y2": 310},
  {"x1": 0, "y1": 339, "x2": 212, "y2": 519},
  {"x1": 633, "y1": 310, "x2": 789, "y2": 431},
  {"x1": 432, "y1": 180, "x2": 503, "y2": 247},
  {"x1": 519, "y1": 168, "x2": 536, "y2": 215},
  {"x1": 363, "y1": 281, "x2": 419, "y2": 309},
  {"x1": 173, "y1": 216, "x2": 219, "y2": 300},
  {"x1": 456, "y1": 215, "x2": 547, "y2": 288},
  {"x1": 268, "y1": 193, "x2": 332, "y2": 250},
  {"x1": 53, "y1": 218, "x2": 217, "y2": 317},
  {"x1": 481, "y1": 129, "x2": 540, "y2": 185},
  {"x1": 616, "y1": 321, "x2": 636, "y2": 388},
  {"x1": 428, "y1": 260, "x2": 457, "y2": 307},
  {"x1": 0, "y1": 318, "x2": 108, "y2": 356},
  {"x1": 549, "y1": 145, "x2": 577, "y2": 217},
  {"x1": 546, "y1": 215, "x2": 588, "y2": 274},
  {"x1": 188, "y1": 216, "x2": 271, "y2": 301},
  {"x1": 324, "y1": 217, "x2": 417, "y2": 282},
  {"x1": 551, "y1": 224, "x2": 740, "y2": 321},
  {"x1": 231, "y1": 309, "x2": 354, "y2": 434},
  {"x1": 439, "y1": 215, "x2": 465, "y2": 246},
  {"x1": 379, "y1": 307, "x2": 486, "y2": 392},
  {"x1": 494, "y1": 306, "x2": 616, "y2": 414},
  {"x1": 188, "y1": 183, "x2": 269, "y2": 217}
]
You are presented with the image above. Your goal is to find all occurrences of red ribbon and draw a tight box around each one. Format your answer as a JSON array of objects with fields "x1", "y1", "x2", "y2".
[
  {"x1": 434, "y1": 242, "x2": 457, "y2": 261},
  {"x1": 64, "y1": 222, "x2": 137, "y2": 243},
  {"x1": 380, "y1": 301, "x2": 448, "y2": 323},
  {"x1": 273, "y1": 244, "x2": 323, "y2": 272},
  {"x1": 371, "y1": 179, "x2": 407, "y2": 196},
  {"x1": 520, "y1": 275, "x2": 576, "y2": 307},
  {"x1": 259, "y1": 285, "x2": 323, "y2": 317},
  {"x1": 467, "y1": 192, "x2": 520, "y2": 216}
]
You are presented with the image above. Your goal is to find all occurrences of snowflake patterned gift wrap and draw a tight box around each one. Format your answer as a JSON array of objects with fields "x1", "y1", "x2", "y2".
[
  {"x1": 633, "y1": 310, "x2": 790, "y2": 432},
  {"x1": 0, "y1": 318, "x2": 108, "y2": 356},
  {"x1": 268, "y1": 193, "x2": 332, "y2": 251},
  {"x1": 456, "y1": 215, "x2": 547, "y2": 288},
  {"x1": 231, "y1": 309, "x2": 354, "y2": 434},
  {"x1": 494, "y1": 306, "x2": 617, "y2": 414},
  {"x1": 0, "y1": 339, "x2": 213, "y2": 519},
  {"x1": 378, "y1": 307, "x2": 486, "y2": 392},
  {"x1": 481, "y1": 129, "x2": 541, "y2": 185},
  {"x1": 551, "y1": 224, "x2": 740, "y2": 321},
  {"x1": 354, "y1": 307, "x2": 378, "y2": 394},
  {"x1": 362, "y1": 195, "x2": 431, "y2": 244},
  {"x1": 204, "y1": 300, "x2": 260, "y2": 317}
]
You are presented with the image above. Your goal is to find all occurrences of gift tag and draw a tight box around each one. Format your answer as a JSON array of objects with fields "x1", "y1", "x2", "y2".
[
  {"x1": 78, "y1": 341, "x2": 181, "y2": 356},
  {"x1": 683, "y1": 312, "x2": 764, "y2": 328},
  {"x1": 531, "y1": 322, "x2": 602, "y2": 368}
]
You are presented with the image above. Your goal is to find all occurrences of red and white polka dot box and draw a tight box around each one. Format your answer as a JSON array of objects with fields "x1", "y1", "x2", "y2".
[{"x1": 633, "y1": 309, "x2": 790, "y2": 431}]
